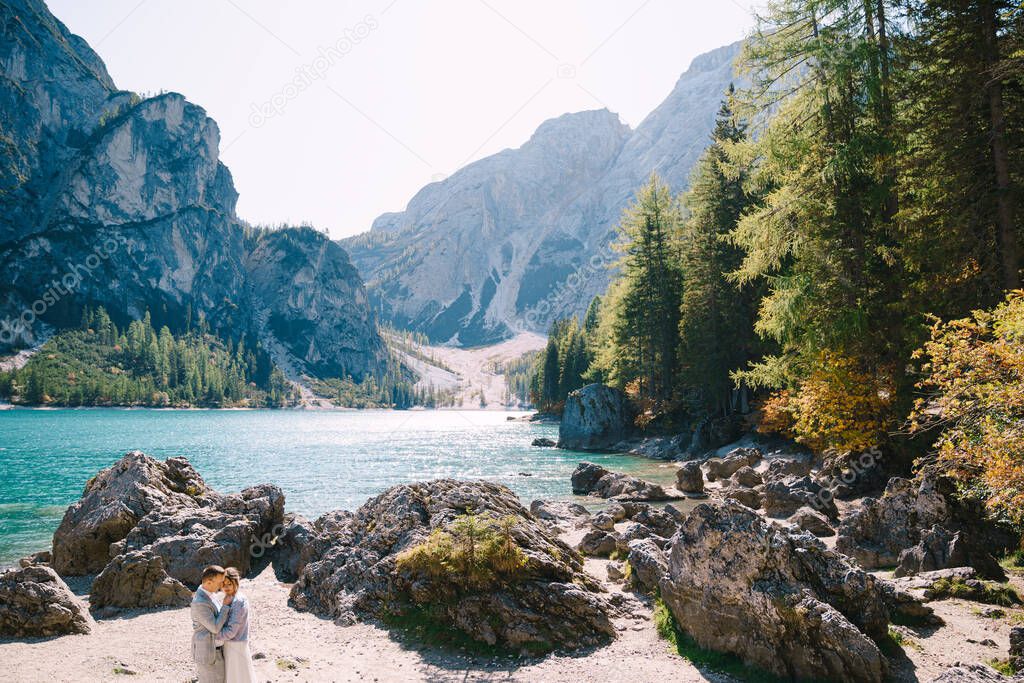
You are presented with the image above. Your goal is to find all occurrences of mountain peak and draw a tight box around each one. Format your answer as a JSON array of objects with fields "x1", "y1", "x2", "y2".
[{"x1": 344, "y1": 40, "x2": 742, "y2": 345}]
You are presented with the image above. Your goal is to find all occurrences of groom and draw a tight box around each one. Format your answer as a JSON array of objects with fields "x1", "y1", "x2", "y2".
[{"x1": 191, "y1": 565, "x2": 234, "y2": 683}]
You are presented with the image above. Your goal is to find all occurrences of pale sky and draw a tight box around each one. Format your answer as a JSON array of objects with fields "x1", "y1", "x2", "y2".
[{"x1": 48, "y1": 1, "x2": 757, "y2": 238}]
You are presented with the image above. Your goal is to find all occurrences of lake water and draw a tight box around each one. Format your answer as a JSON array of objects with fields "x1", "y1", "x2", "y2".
[{"x1": 0, "y1": 408, "x2": 679, "y2": 566}]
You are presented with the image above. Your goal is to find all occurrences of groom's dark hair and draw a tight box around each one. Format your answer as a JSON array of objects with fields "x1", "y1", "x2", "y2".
[{"x1": 201, "y1": 565, "x2": 226, "y2": 581}]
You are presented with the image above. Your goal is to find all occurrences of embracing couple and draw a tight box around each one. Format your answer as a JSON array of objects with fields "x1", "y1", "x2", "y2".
[{"x1": 191, "y1": 565, "x2": 256, "y2": 683}]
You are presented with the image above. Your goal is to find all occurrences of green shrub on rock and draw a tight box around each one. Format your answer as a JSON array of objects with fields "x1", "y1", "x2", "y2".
[{"x1": 396, "y1": 511, "x2": 527, "y2": 589}]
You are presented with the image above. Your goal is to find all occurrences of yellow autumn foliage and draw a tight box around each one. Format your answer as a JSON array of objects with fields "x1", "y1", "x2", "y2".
[
  {"x1": 758, "y1": 353, "x2": 893, "y2": 453},
  {"x1": 911, "y1": 291, "x2": 1024, "y2": 524}
]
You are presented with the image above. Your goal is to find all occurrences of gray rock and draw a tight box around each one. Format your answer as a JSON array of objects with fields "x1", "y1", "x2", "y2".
[
  {"x1": 895, "y1": 525, "x2": 1006, "y2": 581},
  {"x1": 705, "y1": 448, "x2": 761, "y2": 481},
  {"x1": 578, "y1": 529, "x2": 618, "y2": 557},
  {"x1": 615, "y1": 522, "x2": 655, "y2": 554},
  {"x1": 613, "y1": 435, "x2": 688, "y2": 460},
  {"x1": 622, "y1": 503, "x2": 679, "y2": 539},
  {"x1": 51, "y1": 451, "x2": 212, "y2": 575},
  {"x1": 931, "y1": 663, "x2": 1024, "y2": 682},
  {"x1": 51, "y1": 452, "x2": 284, "y2": 599},
  {"x1": 604, "y1": 502, "x2": 627, "y2": 522},
  {"x1": 675, "y1": 461, "x2": 704, "y2": 494},
  {"x1": 559, "y1": 385, "x2": 635, "y2": 450},
  {"x1": 591, "y1": 512, "x2": 616, "y2": 532},
  {"x1": 531, "y1": 437, "x2": 556, "y2": 447},
  {"x1": 762, "y1": 457, "x2": 814, "y2": 483},
  {"x1": 271, "y1": 513, "x2": 315, "y2": 582},
  {"x1": 89, "y1": 549, "x2": 192, "y2": 612},
  {"x1": 730, "y1": 466, "x2": 763, "y2": 488},
  {"x1": 762, "y1": 476, "x2": 838, "y2": 520},
  {"x1": 836, "y1": 475, "x2": 955, "y2": 569},
  {"x1": 119, "y1": 483, "x2": 284, "y2": 586},
  {"x1": 0, "y1": 566, "x2": 92, "y2": 637},
  {"x1": 626, "y1": 539, "x2": 668, "y2": 593},
  {"x1": 18, "y1": 550, "x2": 51, "y2": 568},
  {"x1": 721, "y1": 487, "x2": 763, "y2": 509},
  {"x1": 1011, "y1": 626, "x2": 1024, "y2": 672},
  {"x1": 569, "y1": 462, "x2": 673, "y2": 501},
  {"x1": 789, "y1": 506, "x2": 836, "y2": 537},
  {"x1": 606, "y1": 562, "x2": 625, "y2": 582},
  {"x1": 878, "y1": 581, "x2": 942, "y2": 626},
  {"x1": 659, "y1": 502, "x2": 890, "y2": 683},
  {"x1": 529, "y1": 500, "x2": 590, "y2": 529},
  {"x1": 290, "y1": 479, "x2": 613, "y2": 652}
]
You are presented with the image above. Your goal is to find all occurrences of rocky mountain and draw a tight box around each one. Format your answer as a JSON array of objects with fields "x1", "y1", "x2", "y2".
[
  {"x1": 343, "y1": 42, "x2": 743, "y2": 346},
  {"x1": 0, "y1": 0, "x2": 385, "y2": 380}
]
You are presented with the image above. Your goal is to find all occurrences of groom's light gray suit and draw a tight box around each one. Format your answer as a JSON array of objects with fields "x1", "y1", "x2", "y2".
[{"x1": 191, "y1": 587, "x2": 231, "y2": 683}]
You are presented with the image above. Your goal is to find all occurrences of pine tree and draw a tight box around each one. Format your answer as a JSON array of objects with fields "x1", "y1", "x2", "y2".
[
  {"x1": 606, "y1": 174, "x2": 683, "y2": 402},
  {"x1": 677, "y1": 88, "x2": 759, "y2": 415},
  {"x1": 541, "y1": 337, "x2": 560, "y2": 407}
]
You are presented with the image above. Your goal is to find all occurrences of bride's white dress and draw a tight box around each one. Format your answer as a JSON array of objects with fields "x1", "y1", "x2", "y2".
[
  {"x1": 223, "y1": 640, "x2": 256, "y2": 683},
  {"x1": 219, "y1": 592, "x2": 256, "y2": 683}
]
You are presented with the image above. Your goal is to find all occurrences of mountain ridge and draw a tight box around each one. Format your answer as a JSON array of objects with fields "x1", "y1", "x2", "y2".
[
  {"x1": 0, "y1": 0, "x2": 386, "y2": 382},
  {"x1": 342, "y1": 40, "x2": 744, "y2": 346}
]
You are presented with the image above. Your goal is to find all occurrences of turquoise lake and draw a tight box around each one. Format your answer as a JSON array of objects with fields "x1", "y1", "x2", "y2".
[{"x1": 0, "y1": 408, "x2": 679, "y2": 566}]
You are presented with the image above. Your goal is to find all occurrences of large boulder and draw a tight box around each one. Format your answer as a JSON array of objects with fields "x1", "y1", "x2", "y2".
[
  {"x1": 271, "y1": 513, "x2": 316, "y2": 582},
  {"x1": 51, "y1": 452, "x2": 284, "y2": 603},
  {"x1": 762, "y1": 457, "x2": 814, "y2": 483},
  {"x1": 675, "y1": 461, "x2": 704, "y2": 494},
  {"x1": 730, "y1": 466, "x2": 763, "y2": 488},
  {"x1": 622, "y1": 503, "x2": 679, "y2": 539},
  {"x1": 89, "y1": 549, "x2": 192, "y2": 612},
  {"x1": 626, "y1": 538, "x2": 667, "y2": 592},
  {"x1": 570, "y1": 462, "x2": 673, "y2": 501},
  {"x1": 117, "y1": 484, "x2": 284, "y2": 586},
  {"x1": 894, "y1": 525, "x2": 1006, "y2": 581},
  {"x1": 529, "y1": 500, "x2": 590, "y2": 527},
  {"x1": 578, "y1": 529, "x2": 618, "y2": 557},
  {"x1": 51, "y1": 451, "x2": 212, "y2": 575},
  {"x1": 835, "y1": 473, "x2": 1013, "y2": 573},
  {"x1": 762, "y1": 476, "x2": 839, "y2": 520},
  {"x1": 290, "y1": 479, "x2": 614, "y2": 652},
  {"x1": 0, "y1": 566, "x2": 93, "y2": 637},
  {"x1": 722, "y1": 486, "x2": 763, "y2": 509},
  {"x1": 558, "y1": 384, "x2": 634, "y2": 450},
  {"x1": 789, "y1": 506, "x2": 836, "y2": 537},
  {"x1": 659, "y1": 502, "x2": 891, "y2": 683},
  {"x1": 705, "y1": 448, "x2": 761, "y2": 482}
]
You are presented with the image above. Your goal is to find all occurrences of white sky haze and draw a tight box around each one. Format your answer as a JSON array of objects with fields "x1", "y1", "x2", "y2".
[{"x1": 47, "y1": 1, "x2": 757, "y2": 237}]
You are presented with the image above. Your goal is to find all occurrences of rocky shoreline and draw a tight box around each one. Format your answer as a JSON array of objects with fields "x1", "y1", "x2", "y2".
[{"x1": 0, "y1": 442, "x2": 1022, "y2": 682}]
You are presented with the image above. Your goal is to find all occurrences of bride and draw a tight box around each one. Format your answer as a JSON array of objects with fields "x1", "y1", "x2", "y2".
[{"x1": 217, "y1": 567, "x2": 257, "y2": 683}]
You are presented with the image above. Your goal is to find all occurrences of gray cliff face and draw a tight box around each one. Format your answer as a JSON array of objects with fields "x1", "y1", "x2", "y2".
[
  {"x1": 343, "y1": 42, "x2": 742, "y2": 346},
  {"x1": 0, "y1": 0, "x2": 384, "y2": 380}
]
